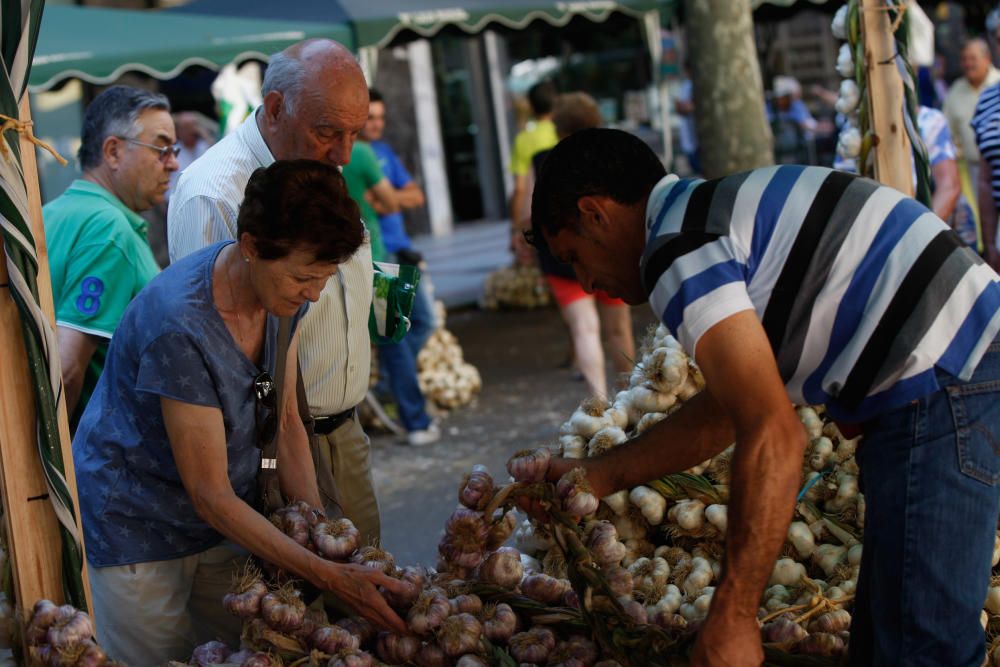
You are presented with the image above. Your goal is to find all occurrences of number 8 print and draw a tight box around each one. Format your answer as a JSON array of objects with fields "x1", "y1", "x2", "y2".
[{"x1": 75, "y1": 277, "x2": 105, "y2": 316}]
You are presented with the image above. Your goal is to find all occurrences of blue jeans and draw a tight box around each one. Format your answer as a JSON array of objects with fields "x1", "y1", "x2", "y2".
[
  {"x1": 850, "y1": 339, "x2": 1000, "y2": 666},
  {"x1": 376, "y1": 269, "x2": 436, "y2": 432}
]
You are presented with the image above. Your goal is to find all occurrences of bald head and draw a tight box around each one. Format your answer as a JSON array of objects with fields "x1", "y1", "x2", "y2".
[
  {"x1": 260, "y1": 39, "x2": 369, "y2": 166},
  {"x1": 961, "y1": 38, "x2": 994, "y2": 87}
]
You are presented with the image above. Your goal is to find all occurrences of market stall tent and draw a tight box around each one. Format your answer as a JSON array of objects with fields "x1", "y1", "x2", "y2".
[
  {"x1": 170, "y1": 0, "x2": 669, "y2": 50},
  {"x1": 28, "y1": 4, "x2": 353, "y2": 92}
]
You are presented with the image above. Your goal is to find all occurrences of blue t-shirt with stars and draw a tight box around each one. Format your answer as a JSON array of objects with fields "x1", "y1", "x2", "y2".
[{"x1": 74, "y1": 241, "x2": 306, "y2": 567}]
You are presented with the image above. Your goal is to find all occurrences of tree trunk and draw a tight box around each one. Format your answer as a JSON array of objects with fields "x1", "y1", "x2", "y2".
[{"x1": 685, "y1": 0, "x2": 774, "y2": 178}]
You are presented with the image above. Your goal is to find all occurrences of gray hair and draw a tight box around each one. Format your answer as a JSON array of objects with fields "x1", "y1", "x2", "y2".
[
  {"x1": 78, "y1": 85, "x2": 170, "y2": 170},
  {"x1": 262, "y1": 51, "x2": 306, "y2": 116}
]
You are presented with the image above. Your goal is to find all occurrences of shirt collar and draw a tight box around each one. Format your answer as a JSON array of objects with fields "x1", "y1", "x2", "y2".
[
  {"x1": 66, "y1": 180, "x2": 148, "y2": 235},
  {"x1": 238, "y1": 107, "x2": 276, "y2": 168}
]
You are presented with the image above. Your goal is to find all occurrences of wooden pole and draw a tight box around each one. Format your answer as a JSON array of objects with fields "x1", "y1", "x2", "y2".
[
  {"x1": 17, "y1": 95, "x2": 93, "y2": 613},
  {"x1": 0, "y1": 92, "x2": 91, "y2": 631},
  {"x1": 860, "y1": 0, "x2": 914, "y2": 195}
]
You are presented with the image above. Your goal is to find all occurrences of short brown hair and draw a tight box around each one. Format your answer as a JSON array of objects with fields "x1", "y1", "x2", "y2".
[
  {"x1": 237, "y1": 160, "x2": 364, "y2": 263},
  {"x1": 552, "y1": 92, "x2": 603, "y2": 139}
]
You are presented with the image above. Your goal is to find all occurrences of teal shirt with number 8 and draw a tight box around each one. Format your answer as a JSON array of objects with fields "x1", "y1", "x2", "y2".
[{"x1": 43, "y1": 180, "x2": 160, "y2": 423}]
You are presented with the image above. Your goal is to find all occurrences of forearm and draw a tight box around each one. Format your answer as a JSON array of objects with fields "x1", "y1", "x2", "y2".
[
  {"x1": 396, "y1": 185, "x2": 425, "y2": 209},
  {"x1": 930, "y1": 162, "x2": 959, "y2": 222},
  {"x1": 590, "y1": 390, "x2": 735, "y2": 494},
  {"x1": 713, "y1": 421, "x2": 805, "y2": 618},
  {"x1": 194, "y1": 488, "x2": 329, "y2": 587}
]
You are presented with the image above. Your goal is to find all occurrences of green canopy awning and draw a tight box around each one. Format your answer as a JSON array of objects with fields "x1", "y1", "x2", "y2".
[
  {"x1": 171, "y1": 0, "x2": 669, "y2": 50},
  {"x1": 29, "y1": 5, "x2": 354, "y2": 92}
]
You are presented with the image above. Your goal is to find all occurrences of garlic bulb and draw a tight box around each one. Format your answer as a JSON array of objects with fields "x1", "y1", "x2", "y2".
[
  {"x1": 549, "y1": 635, "x2": 599, "y2": 667},
  {"x1": 439, "y1": 508, "x2": 489, "y2": 569},
  {"x1": 478, "y1": 547, "x2": 524, "y2": 589},
  {"x1": 407, "y1": 589, "x2": 452, "y2": 636},
  {"x1": 327, "y1": 648, "x2": 374, "y2": 667},
  {"x1": 507, "y1": 447, "x2": 552, "y2": 483},
  {"x1": 762, "y1": 617, "x2": 808, "y2": 644},
  {"x1": 635, "y1": 411, "x2": 667, "y2": 435},
  {"x1": 560, "y1": 434, "x2": 588, "y2": 459},
  {"x1": 458, "y1": 465, "x2": 495, "y2": 511},
  {"x1": 837, "y1": 127, "x2": 862, "y2": 159},
  {"x1": 629, "y1": 486, "x2": 666, "y2": 525},
  {"x1": 312, "y1": 517, "x2": 361, "y2": 560},
  {"x1": 449, "y1": 594, "x2": 483, "y2": 616},
  {"x1": 808, "y1": 609, "x2": 852, "y2": 634},
  {"x1": 223, "y1": 572, "x2": 269, "y2": 620},
  {"x1": 514, "y1": 518, "x2": 555, "y2": 554},
  {"x1": 508, "y1": 627, "x2": 556, "y2": 663},
  {"x1": 770, "y1": 558, "x2": 807, "y2": 587},
  {"x1": 454, "y1": 655, "x2": 489, "y2": 667},
  {"x1": 481, "y1": 602, "x2": 518, "y2": 642},
  {"x1": 834, "y1": 79, "x2": 861, "y2": 115},
  {"x1": 586, "y1": 520, "x2": 627, "y2": 566},
  {"x1": 605, "y1": 566, "x2": 635, "y2": 597},
  {"x1": 485, "y1": 509, "x2": 517, "y2": 550},
  {"x1": 311, "y1": 625, "x2": 361, "y2": 654},
  {"x1": 836, "y1": 43, "x2": 854, "y2": 78},
  {"x1": 587, "y1": 426, "x2": 628, "y2": 457},
  {"x1": 668, "y1": 498, "x2": 706, "y2": 532},
  {"x1": 350, "y1": 545, "x2": 396, "y2": 574},
  {"x1": 601, "y1": 490, "x2": 630, "y2": 517},
  {"x1": 567, "y1": 398, "x2": 614, "y2": 437},
  {"x1": 383, "y1": 565, "x2": 427, "y2": 609},
  {"x1": 807, "y1": 436, "x2": 835, "y2": 471},
  {"x1": 797, "y1": 407, "x2": 823, "y2": 439},
  {"x1": 831, "y1": 4, "x2": 848, "y2": 39},
  {"x1": 191, "y1": 641, "x2": 231, "y2": 666},
  {"x1": 521, "y1": 573, "x2": 571, "y2": 604},
  {"x1": 260, "y1": 586, "x2": 305, "y2": 634},
  {"x1": 637, "y1": 346, "x2": 689, "y2": 393},
  {"x1": 681, "y1": 557, "x2": 714, "y2": 598},
  {"x1": 624, "y1": 385, "x2": 676, "y2": 415},
  {"x1": 787, "y1": 521, "x2": 816, "y2": 558},
  {"x1": 556, "y1": 467, "x2": 600, "y2": 516},
  {"x1": 437, "y1": 613, "x2": 482, "y2": 657},
  {"x1": 795, "y1": 632, "x2": 847, "y2": 657},
  {"x1": 704, "y1": 504, "x2": 728, "y2": 534},
  {"x1": 376, "y1": 632, "x2": 421, "y2": 664},
  {"x1": 415, "y1": 642, "x2": 449, "y2": 667},
  {"x1": 336, "y1": 617, "x2": 376, "y2": 645}
]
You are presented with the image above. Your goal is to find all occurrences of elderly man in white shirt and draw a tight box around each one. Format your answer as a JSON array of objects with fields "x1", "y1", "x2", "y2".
[{"x1": 168, "y1": 39, "x2": 381, "y2": 544}]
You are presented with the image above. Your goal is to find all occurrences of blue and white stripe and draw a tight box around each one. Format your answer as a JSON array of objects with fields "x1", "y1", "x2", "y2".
[{"x1": 641, "y1": 165, "x2": 1000, "y2": 422}]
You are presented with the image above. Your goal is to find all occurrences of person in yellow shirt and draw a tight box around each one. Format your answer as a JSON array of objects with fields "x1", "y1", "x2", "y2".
[{"x1": 509, "y1": 80, "x2": 558, "y2": 261}]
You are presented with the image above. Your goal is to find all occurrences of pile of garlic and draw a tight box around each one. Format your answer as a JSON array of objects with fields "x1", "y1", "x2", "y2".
[
  {"x1": 520, "y1": 323, "x2": 1000, "y2": 660},
  {"x1": 480, "y1": 265, "x2": 551, "y2": 310},
  {"x1": 417, "y1": 301, "x2": 482, "y2": 410},
  {"x1": 194, "y1": 480, "x2": 627, "y2": 666}
]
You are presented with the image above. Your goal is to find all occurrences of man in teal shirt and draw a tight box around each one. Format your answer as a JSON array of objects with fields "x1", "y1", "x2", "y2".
[
  {"x1": 44, "y1": 85, "x2": 178, "y2": 425},
  {"x1": 341, "y1": 139, "x2": 395, "y2": 261}
]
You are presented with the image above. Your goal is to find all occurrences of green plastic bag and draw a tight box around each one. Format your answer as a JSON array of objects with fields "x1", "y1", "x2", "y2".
[{"x1": 369, "y1": 262, "x2": 420, "y2": 345}]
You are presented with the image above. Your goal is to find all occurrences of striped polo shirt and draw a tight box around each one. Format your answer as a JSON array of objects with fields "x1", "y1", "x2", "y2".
[
  {"x1": 641, "y1": 166, "x2": 1000, "y2": 422},
  {"x1": 972, "y1": 82, "x2": 1000, "y2": 232}
]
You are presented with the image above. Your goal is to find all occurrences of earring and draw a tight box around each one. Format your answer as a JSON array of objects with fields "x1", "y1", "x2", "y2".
[{"x1": 243, "y1": 256, "x2": 250, "y2": 263}]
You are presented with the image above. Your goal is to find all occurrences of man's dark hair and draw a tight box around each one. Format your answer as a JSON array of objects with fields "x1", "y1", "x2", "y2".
[
  {"x1": 78, "y1": 85, "x2": 171, "y2": 170},
  {"x1": 530, "y1": 128, "x2": 666, "y2": 243},
  {"x1": 238, "y1": 160, "x2": 364, "y2": 263},
  {"x1": 528, "y1": 80, "x2": 557, "y2": 116},
  {"x1": 368, "y1": 88, "x2": 384, "y2": 103}
]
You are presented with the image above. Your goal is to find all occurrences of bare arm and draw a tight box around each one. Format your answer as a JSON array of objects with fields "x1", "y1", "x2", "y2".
[
  {"x1": 394, "y1": 181, "x2": 425, "y2": 209},
  {"x1": 366, "y1": 178, "x2": 399, "y2": 216},
  {"x1": 277, "y1": 332, "x2": 321, "y2": 508},
  {"x1": 57, "y1": 326, "x2": 101, "y2": 415},
  {"x1": 161, "y1": 395, "x2": 407, "y2": 633},
  {"x1": 979, "y1": 158, "x2": 1000, "y2": 269},
  {"x1": 930, "y1": 158, "x2": 960, "y2": 222},
  {"x1": 547, "y1": 311, "x2": 806, "y2": 666},
  {"x1": 689, "y1": 312, "x2": 807, "y2": 666}
]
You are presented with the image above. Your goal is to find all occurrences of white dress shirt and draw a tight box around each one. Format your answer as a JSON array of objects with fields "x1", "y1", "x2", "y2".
[{"x1": 168, "y1": 111, "x2": 372, "y2": 416}]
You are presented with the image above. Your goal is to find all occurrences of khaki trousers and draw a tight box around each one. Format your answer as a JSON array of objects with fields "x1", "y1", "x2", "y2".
[
  {"x1": 310, "y1": 413, "x2": 381, "y2": 546},
  {"x1": 89, "y1": 542, "x2": 247, "y2": 666}
]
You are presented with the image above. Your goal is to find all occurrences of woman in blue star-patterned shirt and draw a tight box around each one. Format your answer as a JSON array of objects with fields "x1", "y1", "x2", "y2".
[{"x1": 73, "y1": 160, "x2": 408, "y2": 663}]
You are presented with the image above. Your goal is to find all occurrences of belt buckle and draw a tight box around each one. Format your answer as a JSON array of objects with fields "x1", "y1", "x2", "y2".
[{"x1": 260, "y1": 458, "x2": 277, "y2": 470}]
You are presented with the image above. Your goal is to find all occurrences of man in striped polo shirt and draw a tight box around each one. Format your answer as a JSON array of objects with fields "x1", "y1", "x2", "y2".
[{"x1": 530, "y1": 128, "x2": 1000, "y2": 667}]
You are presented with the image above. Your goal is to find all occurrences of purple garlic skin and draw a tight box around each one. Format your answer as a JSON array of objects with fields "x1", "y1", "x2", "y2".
[
  {"x1": 520, "y1": 573, "x2": 571, "y2": 605},
  {"x1": 376, "y1": 631, "x2": 422, "y2": 664},
  {"x1": 478, "y1": 547, "x2": 524, "y2": 589},
  {"x1": 191, "y1": 641, "x2": 231, "y2": 666},
  {"x1": 507, "y1": 447, "x2": 552, "y2": 482},
  {"x1": 311, "y1": 624, "x2": 361, "y2": 653},
  {"x1": 458, "y1": 466, "x2": 495, "y2": 510}
]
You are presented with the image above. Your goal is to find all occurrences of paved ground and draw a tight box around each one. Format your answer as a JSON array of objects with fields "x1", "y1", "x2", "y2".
[{"x1": 369, "y1": 304, "x2": 655, "y2": 566}]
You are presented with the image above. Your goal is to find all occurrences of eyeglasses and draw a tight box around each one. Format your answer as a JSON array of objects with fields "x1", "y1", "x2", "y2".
[
  {"x1": 116, "y1": 136, "x2": 182, "y2": 162},
  {"x1": 253, "y1": 371, "x2": 278, "y2": 448}
]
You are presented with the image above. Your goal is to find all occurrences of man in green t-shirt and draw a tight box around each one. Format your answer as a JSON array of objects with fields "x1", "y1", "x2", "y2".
[
  {"x1": 341, "y1": 140, "x2": 396, "y2": 261},
  {"x1": 44, "y1": 86, "x2": 178, "y2": 426}
]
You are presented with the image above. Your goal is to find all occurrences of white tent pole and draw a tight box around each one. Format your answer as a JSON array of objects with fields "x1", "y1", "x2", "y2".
[{"x1": 408, "y1": 39, "x2": 454, "y2": 237}]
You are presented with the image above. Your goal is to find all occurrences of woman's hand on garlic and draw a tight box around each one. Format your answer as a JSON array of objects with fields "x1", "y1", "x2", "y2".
[{"x1": 316, "y1": 561, "x2": 409, "y2": 634}]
